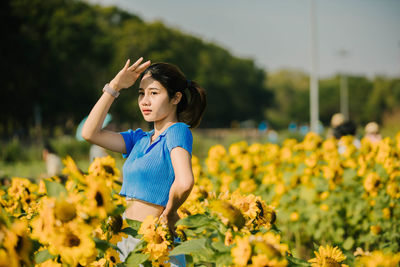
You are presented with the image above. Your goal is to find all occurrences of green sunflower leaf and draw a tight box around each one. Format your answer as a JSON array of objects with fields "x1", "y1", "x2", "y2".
[
  {"x1": 94, "y1": 237, "x2": 109, "y2": 253},
  {"x1": 286, "y1": 254, "x2": 311, "y2": 266},
  {"x1": 44, "y1": 180, "x2": 67, "y2": 198},
  {"x1": 170, "y1": 238, "x2": 211, "y2": 256},
  {"x1": 176, "y1": 214, "x2": 215, "y2": 228},
  {"x1": 126, "y1": 218, "x2": 142, "y2": 231},
  {"x1": 125, "y1": 253, "x2": 149, "y2": 267},
  {"x1": 34, "y1": 249, "x2": 56, "y2": 264},
  {"x1": 122, "y1": 227, "x2": 139, "y2": 238}
]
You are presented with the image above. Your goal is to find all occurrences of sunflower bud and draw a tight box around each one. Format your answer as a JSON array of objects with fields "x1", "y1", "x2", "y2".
[
  {"x1": 210, "y1": 200, "x2": 245, "y2": 229},
  {"x1": 54, "y1": 199, "x2": 76, "y2": 223}
]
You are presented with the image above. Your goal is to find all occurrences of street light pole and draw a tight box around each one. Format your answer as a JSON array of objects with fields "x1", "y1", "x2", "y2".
[
  {"x1": 310, "y1": 0, "x2": 319, "y2": 133},
  {"x1": 339, "y1": 49, "x2": 349, "y2": 120}
]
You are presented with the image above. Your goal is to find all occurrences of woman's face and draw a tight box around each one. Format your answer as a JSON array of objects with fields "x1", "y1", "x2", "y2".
[{"x1": 138, "y1": 73, "x2": 180, "y2": 123}]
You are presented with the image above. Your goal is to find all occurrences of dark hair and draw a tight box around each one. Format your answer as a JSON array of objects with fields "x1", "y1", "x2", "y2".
[
  {"x1": 333, "y1": 120, "x2": 357, "y2": 139},
  {"x1": 43, "y1": 141, "x2": 56, "y2": 154},
  {"x1": 142, "y1": 63, "x2": 206, "y2": 128}
]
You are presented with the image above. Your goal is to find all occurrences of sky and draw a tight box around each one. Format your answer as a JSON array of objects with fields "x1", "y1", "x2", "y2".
[{"x1": 87, "y1": 0, "x2": 400, "y2": 78}]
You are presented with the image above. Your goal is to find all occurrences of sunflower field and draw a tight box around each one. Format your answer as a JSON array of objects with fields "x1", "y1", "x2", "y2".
[{"x1": 1, "y1": 132, "x2": 400, "y2": 266}]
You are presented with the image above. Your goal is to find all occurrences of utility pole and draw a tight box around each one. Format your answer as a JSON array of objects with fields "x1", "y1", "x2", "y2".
[
  {"x1": 309, "y1": 0, "x2": 319, "y2": 133},
  {"x1": 339, "y1": 49, "x2": 349, "y2": 120}
]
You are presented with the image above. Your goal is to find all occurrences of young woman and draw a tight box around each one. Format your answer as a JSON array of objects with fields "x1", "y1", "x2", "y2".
[{"x1": 81, "y1": 57, "x2": 206, "y2": 264}]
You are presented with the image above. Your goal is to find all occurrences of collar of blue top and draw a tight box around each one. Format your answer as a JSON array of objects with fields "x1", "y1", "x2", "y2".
[{"x1": 146, "y1": 122, "x2": 187, "y2": 141}]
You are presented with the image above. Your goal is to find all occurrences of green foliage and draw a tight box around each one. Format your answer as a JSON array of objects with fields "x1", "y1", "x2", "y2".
[
  {"x1": 44, "y1": 180, "x2": 67, "y2": 197},
  {"x1": 125, "y1": 252, "x2": 149, "y2": 267},
  {"x1": 2, "y1": 0, "x2": 272, "y2": 136},
  {"x1": 49, "y1": 136, "x2": 90, "y2": 160},
  {"x1": 266, "y1": 70, "x2": 400, "y2": 129},
  {"x1": 34, "y1": 249, "x2": 56, "y2": 264}
]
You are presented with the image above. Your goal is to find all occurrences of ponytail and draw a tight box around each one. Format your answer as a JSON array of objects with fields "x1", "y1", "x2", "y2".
[{"x1": 178, "y1": 80, "x2": 207, "y2": 128}]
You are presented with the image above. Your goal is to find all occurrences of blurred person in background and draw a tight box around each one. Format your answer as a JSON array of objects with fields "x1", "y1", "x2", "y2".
[
  {"x1": 89, "y1": 144, "x2": 108, "y2": 162},
  {"x1": 333, "y1": 120, "x2": 361, "y2": 154},
  {"x1": 364, "y1": 122, "x2": 382, "y2": 143},
  {"x1": 326, "y1": 113, "x2": 345, "y2": 138},
  {"x1": 42, "y1": 142, "x2": 62, "y2": 177}
]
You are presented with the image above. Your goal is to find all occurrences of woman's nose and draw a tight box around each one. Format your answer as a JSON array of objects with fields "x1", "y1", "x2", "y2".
[{"x1": 140, "y1": 94, "x2": 151, "y2": 106}]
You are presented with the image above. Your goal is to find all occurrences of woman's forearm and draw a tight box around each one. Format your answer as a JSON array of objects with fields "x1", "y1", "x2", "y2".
[
  {"x1": 81, "y1": 90, "x2": 116, "y2": 141},
  {"x1": 164, "y1": 179, "x2": 193, "y2": 214}
]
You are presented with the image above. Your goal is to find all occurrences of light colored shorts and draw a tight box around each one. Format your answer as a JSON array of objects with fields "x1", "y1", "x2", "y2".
[{"x1": 117, "y1": 212, "x2": 186, "y2": 266}]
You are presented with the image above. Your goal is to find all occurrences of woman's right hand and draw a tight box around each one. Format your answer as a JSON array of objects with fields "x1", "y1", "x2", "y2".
[{"x1": 109, "y1": 57, "x2": 151, "y2": 91}]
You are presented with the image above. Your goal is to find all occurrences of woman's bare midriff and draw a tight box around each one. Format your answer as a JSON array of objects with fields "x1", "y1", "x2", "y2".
[{"x1": 125, "y1": 198, "x2": 165, "y2": 222}]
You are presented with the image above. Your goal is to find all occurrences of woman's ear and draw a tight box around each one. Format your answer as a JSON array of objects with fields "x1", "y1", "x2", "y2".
[{"x1": 172, "y1": 92, "x2": 182, "y2": 105}]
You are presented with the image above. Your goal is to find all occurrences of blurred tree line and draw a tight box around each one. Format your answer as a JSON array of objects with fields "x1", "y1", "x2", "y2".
[
  {"x1": 1, "y1": 0, "x2": 272, "y2": 140},
  {"x1": 266, "y1": 69, "x2": 400, "y2": 131},
  {"x1": 1, "y1": 0, "x2": 399, "y2": 141}
]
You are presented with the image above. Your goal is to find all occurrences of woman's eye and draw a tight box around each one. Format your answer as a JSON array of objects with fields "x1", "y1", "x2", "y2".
[
  {"x1": 138, "y1": 92, "x2": 144, "y2": 95},
  {"x1": 151, "y1": 92, "x2": 158, "y2": 95}
]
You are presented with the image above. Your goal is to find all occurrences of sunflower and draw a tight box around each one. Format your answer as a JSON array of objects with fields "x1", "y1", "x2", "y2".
[
  {"x1": 138, "y1": 215, "x2": 158, "y2": 240},
  {"x1": 88, "y1": 156, "x2": 121, "y2": 185},
  {"x1": 308, "y1": 245, "x2": 347, "y2": 267},
  {"x1": 62, "y1": 156, "x2": 85, "y2": 182},
  {"x1": 54, "y1": 198, "x2": 77, "y2": 223},
  {"x1": 239, "y1": 179, "x2": 257, "y2": 194},
  {"x1": 229, "y1": 141, "x2": 248, "y2": 157},
  {"x1": 209, "y1": 200, "x2": 245, "y2": 230},
  {"x1": 48, "y1": 221, "x2": 96, "y2": 266},
  {"x1": 0, "y1": 247, "x2": 19, "y2": 267},
  {"x1": 7, "y1": 177, "x2": 35, "y2": 200},
  {"x1": 363, "y1": 172, "x2": 381, "y2": 196},
  {"x1": 290, "y1": 212, "x2": 299, "y2": 222},
  {"x1": 230, "y1": 191, "x2": 259, "y2": 222},
  {"x1": 138, "y1": 215, "x2": 172, "y2": 263},
  {"x1": 108, "y1": 215, "x2": 129, "y2": 244},
  {"x1": 205, "y1": 157, "x2": 221, "y2": 175},
  {"x1": 2, "y1": 220, "x2": 32, "y2": 266},
  {"x1": 178, "y1": 197, "x2": 205, "y2": 218},
  {"x1": 35, "y1": 258, "x2": 62, "y2": 267},
  {"x1": 254, "y1": 200, "x2": 276, "y2": 229},
  {"x1": 258, "y1": 232, "x2": 288, "y2": 260},
  {"x1": 208, "y1": 144, "x2": 227, "y2": 160},
  {"x1": 85, "y1": 179, "x2": 114, "y2": 219},
  {"x1": 231, "y1": 235, "x2": 251, "y2": 266},
  {"x1": 30, "y1": 197, "x2": 58, "y2": 244},
  {"x1": 145, "y1": 227, "x2": 171, "y2": 261},
  {"x1": 191, "y1": 155, "x2": 202, "y2": 180},
  {"x1": 355, "y1": 250, "x2": 400, "y2": 267},
  {"x1": 105, "y1": 247, "x2": 121, "y2": 265},
  {"x1": 386, "y1": 181, "x2": 399, "y2": 199},
  {"x1": 251, "y1": 254, "x2": 287, "y2": 267}
]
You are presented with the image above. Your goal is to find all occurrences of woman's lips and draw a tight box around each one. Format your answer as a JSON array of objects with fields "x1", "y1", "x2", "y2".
[{"x1": 142, "y1": 109, "x2": 152, "y2": 115}]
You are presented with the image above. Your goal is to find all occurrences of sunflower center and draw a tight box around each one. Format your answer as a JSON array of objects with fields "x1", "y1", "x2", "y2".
[
  {"x1": 325, "y1": 258, "x2": 341, "y2": 267},
  {"x1": 256, "y1": 201, "x2": 264, "y2": 217},
  {"x1": 241, "y1": 202, "x2": 250, "y2": 212},
  {"x1": 155, "y1": 233, "x2": 164, "y2": 244},
  {"x1": 95, "y1": 191, "x2": 104, "y2": 207},
  {"x1": 15, "y1": 236, "x2": 23, "y2": 252},
  {"x1": 65, "y1": 233, "x2": 81, "y2": 247},
  {"x1": 103, "y1": 165, "x2": 115, "y2": 175}
]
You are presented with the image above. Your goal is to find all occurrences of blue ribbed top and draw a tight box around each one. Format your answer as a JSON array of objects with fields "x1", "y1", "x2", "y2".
[{"x1": 119, "y1": 122, "x2": 193, "y2": 207}]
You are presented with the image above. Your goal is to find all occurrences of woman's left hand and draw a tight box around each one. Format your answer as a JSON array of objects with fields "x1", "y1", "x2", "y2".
[{"x1": 160, "y1": 209, "x2": 180, "y2": 238}]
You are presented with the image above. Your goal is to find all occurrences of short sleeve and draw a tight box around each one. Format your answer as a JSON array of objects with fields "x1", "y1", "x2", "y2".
[
  {"x1": 166, "y1": 124, "x2": 193, "y2": 156},
  {"x1": 119, "y1": 128, "x2": 144, "y2": 158}
]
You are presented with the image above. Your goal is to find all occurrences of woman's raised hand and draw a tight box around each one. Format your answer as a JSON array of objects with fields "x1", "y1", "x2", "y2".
[{"x1": 109, "y1": 57, "x2": 151, "y2": 91}]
